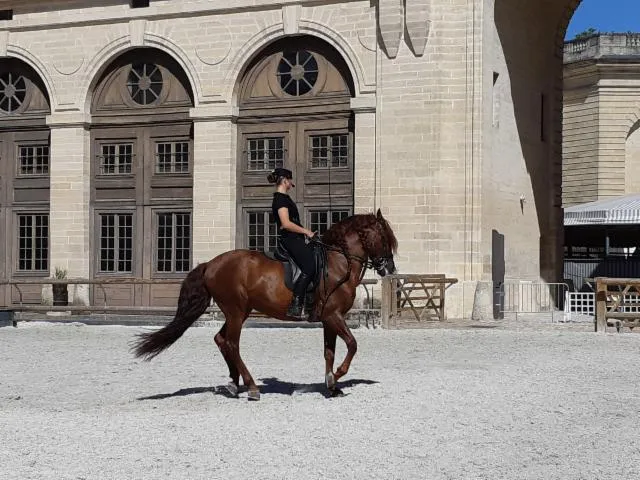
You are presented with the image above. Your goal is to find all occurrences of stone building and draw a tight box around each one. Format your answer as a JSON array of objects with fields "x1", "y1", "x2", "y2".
[
  {"x1": 0, "y1": 0, "x2": 591, "y2": 318},
  {"x1": 563, "y1": 32, "x2": 640, "y2": 207},
  {"x1": 562, "y1": 33, "x2": 640, "y2": 291}
]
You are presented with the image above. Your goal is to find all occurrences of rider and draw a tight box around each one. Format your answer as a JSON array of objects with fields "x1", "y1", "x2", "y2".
[{"x1": 268, "y1": 167, "x2": 316, "y2": 319}]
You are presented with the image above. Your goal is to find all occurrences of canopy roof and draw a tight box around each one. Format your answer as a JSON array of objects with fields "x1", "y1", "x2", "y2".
[{"x1": 564, "y1": 194, "x2": 640, "y2": 226}]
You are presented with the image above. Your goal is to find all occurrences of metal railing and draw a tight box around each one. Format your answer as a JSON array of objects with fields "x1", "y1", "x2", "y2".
[
  {"x1": 0, "y1": 278, "x2": 203, "y2": 322},
  {"x1": 0, "y1": 276, "x2": 381, "y2": 325},
  {"x1": 497, "y1": 281, "x2": 569, "y2": 322}
]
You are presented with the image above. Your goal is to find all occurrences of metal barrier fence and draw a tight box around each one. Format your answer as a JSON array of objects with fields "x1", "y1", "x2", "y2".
[{"x1": 497, "y1": 282, "x2": 569, "y2": 322}]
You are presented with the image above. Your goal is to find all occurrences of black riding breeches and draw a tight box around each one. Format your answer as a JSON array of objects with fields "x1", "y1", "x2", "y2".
[{"x1": 280, "y1": 234, "x2": 316, "y2": 276}]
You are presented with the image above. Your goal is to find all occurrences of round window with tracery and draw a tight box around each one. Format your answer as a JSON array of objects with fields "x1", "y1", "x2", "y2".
[
  {"x1": 127, "y1": 63, "x2": 163, "y2": 105},
  {"x1": 276, "y1": 51, "x2": 319, "y2": 96},
  {"x1": 0, "y1": 72, "x2": 27, "y2": 113}
]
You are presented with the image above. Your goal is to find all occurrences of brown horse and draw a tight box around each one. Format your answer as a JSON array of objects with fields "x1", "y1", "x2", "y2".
[{"x1": 132, "y1": 209, "x2": 397, "y2": 400}]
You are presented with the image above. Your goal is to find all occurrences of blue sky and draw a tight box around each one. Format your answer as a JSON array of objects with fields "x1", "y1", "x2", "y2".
[{"x1": 565, "y1": 0, "x2": 640, "y2": 40}]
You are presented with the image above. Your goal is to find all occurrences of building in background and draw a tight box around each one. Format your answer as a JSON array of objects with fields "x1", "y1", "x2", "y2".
[
  {"x1": 0, "y1": 0, "x2": 606, "y2": 319},
  {"x1": 563, "y1": 33, "x2": 640, "y2": 291}
]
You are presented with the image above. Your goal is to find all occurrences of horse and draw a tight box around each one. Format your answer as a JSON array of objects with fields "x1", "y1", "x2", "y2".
[{"x1": 131, "y1": 208, "x2": 398, "y2": 400}]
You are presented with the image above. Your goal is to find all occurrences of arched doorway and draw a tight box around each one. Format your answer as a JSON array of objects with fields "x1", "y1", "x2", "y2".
[
  {"x1": 89, "y1": 48, "x2": 194, "y2": 307},
  {"x1": 236, "y1": 36, "x2": 355, "y2": 251},
  {"x1": 0, "y1": 58, "x2": 51, "y2": 306}
]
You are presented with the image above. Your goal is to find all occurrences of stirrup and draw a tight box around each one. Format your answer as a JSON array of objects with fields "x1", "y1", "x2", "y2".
[
  {"x1": 286, "y1": 296, "x2": 305, "y2": 320},
  {"x1": 304, "y1": 297, "x2": 318, "y2": 322}
]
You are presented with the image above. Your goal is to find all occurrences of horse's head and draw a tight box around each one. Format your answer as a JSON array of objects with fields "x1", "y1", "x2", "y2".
[
  {"x1": 322, "y1": 209, "x2": 398, "y2": 276},
  {"x1": 368, "y1": 209, "x2": 397, "y2": 276}
]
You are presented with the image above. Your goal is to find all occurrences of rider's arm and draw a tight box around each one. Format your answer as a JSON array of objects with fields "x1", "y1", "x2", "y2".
[{"x1": 277, "y1": 207, "x2": 314, "y2": 237}]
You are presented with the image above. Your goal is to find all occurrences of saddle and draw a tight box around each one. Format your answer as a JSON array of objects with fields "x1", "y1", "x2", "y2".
[{"x1": 264, "y1": 240, "x2": 326, "y2": 293}]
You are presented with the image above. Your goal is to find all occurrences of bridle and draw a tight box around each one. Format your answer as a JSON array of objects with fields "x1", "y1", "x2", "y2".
[
  {"x1": 310, "y1": 231, "x2": 394, "y2": 319},
  {"x1": 311, "y1": 238, "x2": 391, "y2": 276}
]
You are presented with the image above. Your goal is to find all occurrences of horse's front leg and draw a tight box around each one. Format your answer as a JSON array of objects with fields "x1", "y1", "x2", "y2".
[
  {"x1": 325, "y1": 313, "x2": 357, "y2": 385},
  {"x1": 323, "y1": 321, "x2": 337, "y2": 391},
  {"x1": 334, "y1": 316, "x2": 357, "y2": 382}
]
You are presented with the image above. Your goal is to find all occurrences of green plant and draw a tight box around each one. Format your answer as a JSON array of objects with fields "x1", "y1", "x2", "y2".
[
  {"x1": 53, "y1": 267, "x2": 68, "y2": 279},
  {"x1": 572, "y1": 27, "x2": 598, "y2": 41}
]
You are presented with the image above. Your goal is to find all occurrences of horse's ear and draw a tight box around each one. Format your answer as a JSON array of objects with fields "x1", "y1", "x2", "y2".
[{"x1": 376, "y1": 208, "x2": 383, "y2": 220}]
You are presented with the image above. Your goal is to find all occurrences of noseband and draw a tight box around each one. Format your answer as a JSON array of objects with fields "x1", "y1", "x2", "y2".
[{"x1": 371, "y1": 255, "x2": 393, "y2": 273}]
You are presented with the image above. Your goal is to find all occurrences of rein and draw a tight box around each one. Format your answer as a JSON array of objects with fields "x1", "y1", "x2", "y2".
[{"x1": 310, "y1": 238, "x2": 376, "y2": 320}]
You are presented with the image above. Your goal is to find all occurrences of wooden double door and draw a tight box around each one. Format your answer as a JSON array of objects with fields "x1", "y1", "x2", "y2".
[
  {"x1": 237, "y1": 117, "x2": 354, "y2": 252},
  {"x1": 90, "y1": 123, "x2": 193, "y2": 308}
]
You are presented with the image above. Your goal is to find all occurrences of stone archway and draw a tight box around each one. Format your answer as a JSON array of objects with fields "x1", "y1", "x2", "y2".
[
  {"x1": 234, "y1": 35, "x2": 356, "y2": 252},
  {"x1": 0, "y1": 58, "x2": 51, "y2": 307},
  {"x1": 88, "y1": 47, "x2": 195, "y2": 308}
]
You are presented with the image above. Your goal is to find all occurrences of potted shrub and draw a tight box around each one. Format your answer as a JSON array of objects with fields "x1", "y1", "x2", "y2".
[{"x1": 52, "y1": 267, "x2": 69, "y2": 306}]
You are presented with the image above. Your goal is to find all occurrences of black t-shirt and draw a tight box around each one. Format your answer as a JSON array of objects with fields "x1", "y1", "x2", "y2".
[{"x1": 272, "y1": 192, "x2": 301, "y2": 236}]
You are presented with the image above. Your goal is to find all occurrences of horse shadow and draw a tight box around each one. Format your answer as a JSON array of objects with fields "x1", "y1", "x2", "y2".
[{"x1": 136, "y1": 377, "x2": 379, "y2": 401}]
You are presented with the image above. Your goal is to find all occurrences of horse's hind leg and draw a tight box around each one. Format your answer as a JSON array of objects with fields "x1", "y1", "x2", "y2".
[
  {"x1": 222, "y1": 308, "x2": 260, "y2": 401},
  {"x1": 214, "y1": 323, "x2": 240, "y2": 397}
]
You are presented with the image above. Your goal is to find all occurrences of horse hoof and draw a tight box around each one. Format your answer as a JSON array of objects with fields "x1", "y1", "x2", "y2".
[
  {"x1": 247, "y1": 389, "x2": 261, "y2": 401},
  {"x1": 330, "y1": 388, "x2": 345, "y2": 398},
  {"x1": 325, "y1": 372, "x2": 336, "y2": 390},
  {"x1": 225, "y1": 382, "x2": 239, "y2": 398}
]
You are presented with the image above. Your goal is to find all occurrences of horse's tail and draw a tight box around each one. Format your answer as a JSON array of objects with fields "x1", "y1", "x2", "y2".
[{"x1": 132, "y1": 262, "x2": 211, "y2": 361}]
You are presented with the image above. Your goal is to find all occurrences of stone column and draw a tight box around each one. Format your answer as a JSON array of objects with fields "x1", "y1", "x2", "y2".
[
  {"x1": 352, "y1": 95, "x2": 377, "y2": 214},
  {"x1": 46, "y1": 112, "x2": 91, "y2": 306},
  {"x1": 351, "y1": 96, "x2": 380, "y2": 310},
  {"x1": 190, "y1": 105, "x2": 237, "y2": 265}
]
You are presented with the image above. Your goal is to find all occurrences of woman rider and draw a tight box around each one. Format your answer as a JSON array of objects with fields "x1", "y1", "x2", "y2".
[{"x1": 268, "y1": 167, "x2": 316, "y2": 319}]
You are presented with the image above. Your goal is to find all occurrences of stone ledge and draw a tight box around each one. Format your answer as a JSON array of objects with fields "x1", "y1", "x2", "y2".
[
  {"x1": 46, "y1": 112, "x2": 92, "y2": 128},
  {"x1": 190, "y1": 104, "x2": 238, "y2": 121},
  {"x1": 350, "y1": 95, "x2": 377, "y2": 113}
]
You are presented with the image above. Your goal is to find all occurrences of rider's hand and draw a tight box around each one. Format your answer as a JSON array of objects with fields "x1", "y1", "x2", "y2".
[{"x1": 305, "y1": 230, "x2": 317, "y2": 239}]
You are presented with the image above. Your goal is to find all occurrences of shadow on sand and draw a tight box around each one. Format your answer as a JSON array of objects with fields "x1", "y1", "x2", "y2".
[{"x1": 136, "y1": 377, "x2": 379, "y2": 401}]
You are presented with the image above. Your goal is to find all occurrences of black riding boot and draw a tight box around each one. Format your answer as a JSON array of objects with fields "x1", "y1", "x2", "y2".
[
  {"x1": 287, "y1": 272, "x2": 312, "y2": 320},
  {"x1": 304, "y1": 293, "x2": 317, "y2": 321}
]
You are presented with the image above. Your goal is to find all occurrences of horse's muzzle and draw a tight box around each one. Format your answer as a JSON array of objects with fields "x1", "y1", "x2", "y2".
[{"x1": 376, "y1": 258, "x2": 396, "y2": 277}]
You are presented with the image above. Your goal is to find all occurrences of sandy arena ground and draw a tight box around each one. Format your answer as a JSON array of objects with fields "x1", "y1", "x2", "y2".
[{"x1": 1, "y1": 320, "x2": 639, "y2": 480}]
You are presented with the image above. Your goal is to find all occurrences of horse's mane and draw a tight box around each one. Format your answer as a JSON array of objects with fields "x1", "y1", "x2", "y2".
[{"x1": 322, "y1": 213, "x2": 398, "y2": 253}]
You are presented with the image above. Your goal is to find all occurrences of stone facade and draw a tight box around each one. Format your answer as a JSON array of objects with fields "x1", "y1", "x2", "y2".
[
  {"x1": 0, "y1": 0, "x2": 587, "y2": 319},
  {"x1": 563, "y1": 33, "x2": 640, "y2": 207}
]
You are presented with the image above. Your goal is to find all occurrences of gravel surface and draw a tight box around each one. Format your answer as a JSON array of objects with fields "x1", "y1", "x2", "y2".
[{"x1": 1, "y1": 321, "x2": 639, "y2": 480}]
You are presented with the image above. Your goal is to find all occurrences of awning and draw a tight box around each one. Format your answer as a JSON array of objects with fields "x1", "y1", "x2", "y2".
[{"x1": 564, "y1": 194, "x2": 640, "y2": 226}]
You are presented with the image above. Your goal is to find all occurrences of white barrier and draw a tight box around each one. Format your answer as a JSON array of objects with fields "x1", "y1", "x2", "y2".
[{"x1": 563, "y1": 291, "x2": 640, "y2": 323}]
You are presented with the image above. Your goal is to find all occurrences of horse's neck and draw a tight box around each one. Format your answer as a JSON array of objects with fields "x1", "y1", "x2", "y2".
[{"x1": 344, "y1": 248, "x2": 367, "y2": 285}]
